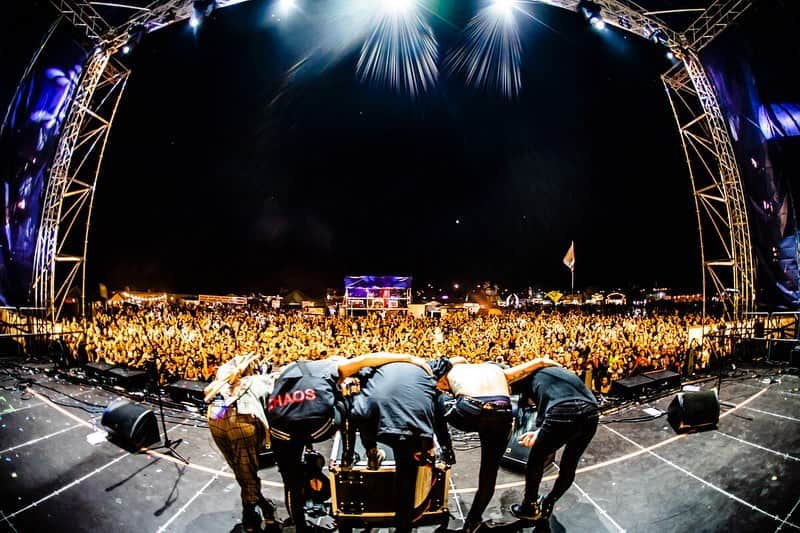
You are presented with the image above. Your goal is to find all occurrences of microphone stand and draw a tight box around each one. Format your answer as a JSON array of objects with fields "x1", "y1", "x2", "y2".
[
  {"x1": 140, "y1": 311, "x2": 188, "y2": 464},
  {"x1": 148, "y1": 346, "x2": 188, "y2": 464}
]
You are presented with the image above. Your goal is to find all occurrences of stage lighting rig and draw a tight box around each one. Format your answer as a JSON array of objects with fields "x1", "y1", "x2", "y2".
[
  {"x1": 164, "y1": 8, "x2": 178, "y2": 24},
  {"x1": 121, "y1": 23, "x2": 145, "y2": 55},
  {"x1": 649, "y1": 28, "x2": 669, "y2": 46},
  {"x1": 191, "y1": 0, "x2": 217, "y2": 28},
  {"x1": 578, "y1": 0, "x2": 605, "y2": 30}
]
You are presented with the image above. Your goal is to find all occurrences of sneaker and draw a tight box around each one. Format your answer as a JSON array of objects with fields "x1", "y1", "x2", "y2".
[
  {"x1": 538, "y1": 495, "x2": 554, "y2": 520},
  {"x1": 511, "y1": 501, "x2": 543, "y2": 522},
  {"x1": 366, "y1": 447, "x2": 386, "y2": 470}
]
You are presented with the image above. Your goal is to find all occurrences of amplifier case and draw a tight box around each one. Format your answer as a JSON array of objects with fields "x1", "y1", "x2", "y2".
[
  {"x1": 329, "y1": 464, "x2": 450, "y2": 523},
  {"x1": 328, "y1": 431, "x2": 449, "y2": 525}
]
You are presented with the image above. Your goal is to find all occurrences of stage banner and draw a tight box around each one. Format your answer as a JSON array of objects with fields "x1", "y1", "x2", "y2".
[
  {"x1": 198, "y1": 294, "x2": 248, "y2": 305},
  {"x1": 701, "y1": 3, "x2": 800, "y2": 310},
  {"x1": 344, "y1": 275, "x2": 412, "y2": 289},
  {"x1": 0, "y1": 22, "x2": 88, "y2": 306}
]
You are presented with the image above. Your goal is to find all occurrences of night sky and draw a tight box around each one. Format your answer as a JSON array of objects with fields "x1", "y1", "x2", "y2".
[{"x1": 2, "y1": 0, "x2": 698, "y2": 296}]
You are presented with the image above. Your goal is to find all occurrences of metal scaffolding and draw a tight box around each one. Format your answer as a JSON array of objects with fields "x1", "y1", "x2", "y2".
[
  {"x1": 32, "y1": 47, "x2": 130, "y2": 320},
  {"x1": 534, "y1": 0, "x2": 755, "y2": 321},
  {"x1": 29, "y1": 0, "x2": 756, "y2": 320},
  {"x1": 32, "y1": 0, "x2": 249, "y2": 320},
  {"x1": 662, "y1": 53, "x2": 754, "y2": 320},
  {"x1": 660, "y1": 0, "x2": 755, "y2": 321},
  {"x1": 534, "y1": 0, "x2": 682, "y2": 47}
]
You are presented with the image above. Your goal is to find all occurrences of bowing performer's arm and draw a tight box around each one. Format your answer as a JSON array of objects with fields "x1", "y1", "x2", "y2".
[
  {"x1": 504, "y1": 357, "x2": 561, "y2": 384},
  {"x1": 337, "y1": 352, "x2": 433, "y2": 379}
]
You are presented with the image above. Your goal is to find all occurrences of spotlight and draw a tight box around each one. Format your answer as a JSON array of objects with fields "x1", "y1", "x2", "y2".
[
  {"x1": 380, "y1": 0, "x2": 413, "y2": 15},
  {"x1": 358, "y1": 0, "x2": 437, "y2": 96},
  {"x1": 617, "y1": 16, "x2": 631, "y2": 29},
  {"x1": 578, "y1": 0, "x2": 604, "y2": 30},
  {"x1": 277, "y1": 0, "x2": 295, "y2": 16},
  {"x1": 120, "y1": 23, "x2": 145, "y2": 55},
  {"x1": 666, "y1": 50, "x2": 675, "y2": 60},
  {"x1": 491, "y1": 0, "x2": 516, "y2": 20},
  {"x1": 191, "y1": 0, "x2": 216, "y2": 28},
  {"x1": 446, "y1": 0, "x2": 524, "y2": 98}
]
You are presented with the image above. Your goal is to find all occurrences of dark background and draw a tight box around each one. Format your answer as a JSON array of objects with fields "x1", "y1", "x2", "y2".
[{"x1": 1, "y1": 0, "x2": 698, "y2": 296}]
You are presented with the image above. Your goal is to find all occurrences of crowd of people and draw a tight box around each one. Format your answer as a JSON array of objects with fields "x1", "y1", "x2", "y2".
[{"x1": 60, "y1": 303, "x2": 720, "y2": 391}]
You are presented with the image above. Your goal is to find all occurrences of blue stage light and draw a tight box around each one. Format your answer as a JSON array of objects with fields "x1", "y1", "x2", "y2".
[
  {"x1": 590, "y1": 17, "x2": 605, "y2": 30},
  {"x1": 357, "y1": 0, "x2": 438, "y2": 97},
  {"x1": 446, "y1": 0, "x2": 524, "y2": 98},
  {"x1": 120, "y1": 23, "x2": 144, "y2": 55},
  {"x1": 491, "y1": 0, "x2": 516, "y2": 21},
  {"x1": 380, "y1": 0, "x2": 414, "y2": 15},
  {"x1": 578, "y1": 0, "x2": 605, "y2": 31},
  {"x1": 191, "y1": 0, "x2": 216, "y2": 28}
]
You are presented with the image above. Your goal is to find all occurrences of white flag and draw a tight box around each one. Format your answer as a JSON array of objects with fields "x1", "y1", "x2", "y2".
[{"x1": 562, "y1": 241, "x2": 575, "y2": 272}]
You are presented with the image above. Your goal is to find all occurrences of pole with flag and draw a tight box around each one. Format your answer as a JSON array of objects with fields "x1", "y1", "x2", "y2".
[{"x1": 563, "y1": 241, "x2": 575, "y2": 295}]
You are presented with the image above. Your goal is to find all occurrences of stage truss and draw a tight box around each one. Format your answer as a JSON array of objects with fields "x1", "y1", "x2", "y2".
[
  {"x1": 31, "y1": 41, "x2": 129, "y2": 320},
  {"x1": 35, "y1": 0, "x2": 754, "y2": 320}
]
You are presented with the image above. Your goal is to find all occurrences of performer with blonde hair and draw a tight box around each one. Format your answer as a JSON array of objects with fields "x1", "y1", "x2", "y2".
[{"x1": 205, "y1": 354, "x2": 276, "y2": 532}]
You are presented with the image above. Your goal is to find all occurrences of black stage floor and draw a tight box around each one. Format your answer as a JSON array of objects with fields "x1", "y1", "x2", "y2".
[{"x1": 0, "y1": 363, "x2": 798, "y2": 533}]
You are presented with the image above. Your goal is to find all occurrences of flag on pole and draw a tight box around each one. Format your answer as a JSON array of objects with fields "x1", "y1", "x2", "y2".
[{"x1": 562, "y1": 241, "x2": 575, "y2": 272}]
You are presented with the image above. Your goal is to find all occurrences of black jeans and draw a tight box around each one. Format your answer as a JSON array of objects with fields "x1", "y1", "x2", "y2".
[
  {"x1": 269, "y1": 413, "x2": 341, "y2": 533},
  {"x1": 437, "y1": 394, "x2": 513, "y2": 523},
  {"x1": 270, "y1": 438, "x2": 309, "y2": 532},
  {"x1": 524, "y1": 400, "x2": 599, "y2": 505}
]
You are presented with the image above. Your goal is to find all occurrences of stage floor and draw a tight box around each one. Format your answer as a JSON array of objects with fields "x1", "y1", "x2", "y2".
[{"x1": 0, "y1": 363, "x2": 798, "y2": 533}]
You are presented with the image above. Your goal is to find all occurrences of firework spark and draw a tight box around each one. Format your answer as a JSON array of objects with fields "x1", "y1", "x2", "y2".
[
  {"x1": 356, "y1": 0, "x2": 439, "y2": 97},
  {"x1": 446, "y1": 0, "x2": 524, "y2": 98}
]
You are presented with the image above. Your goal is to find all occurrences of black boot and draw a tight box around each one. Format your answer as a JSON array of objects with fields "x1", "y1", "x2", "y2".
[
  {"x1": 242, "y1": 503, "x2": 262, "y2": 532},
  {"x1": 538, "y1": 495, "x2": 554, "y2": 521},
  {"x1": 511, "y1": 500, "x2": 543, "y2": 522},
  {"x1": 258, "y1": 496, "x2": 276, "y2": 525},
  {"x1": 462, "y1": 516, "x2": 483, "y2": 533}
]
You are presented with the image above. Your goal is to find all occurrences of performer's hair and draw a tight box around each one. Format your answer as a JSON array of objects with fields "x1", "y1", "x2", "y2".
[{"x1": 428, "y1": 357, "x2": 453, "y2": 380}]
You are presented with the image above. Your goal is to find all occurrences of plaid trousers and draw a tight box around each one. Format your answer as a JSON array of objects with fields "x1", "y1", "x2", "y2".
[{"x1": 207, "y1": 404, "x2": 265, "y2": 505}]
